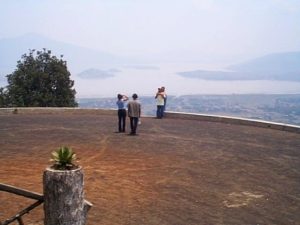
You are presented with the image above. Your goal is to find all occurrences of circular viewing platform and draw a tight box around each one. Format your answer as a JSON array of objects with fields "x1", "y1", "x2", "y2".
[{"x1": 0, "y1": 108, "x2": 299, "y2": 225}]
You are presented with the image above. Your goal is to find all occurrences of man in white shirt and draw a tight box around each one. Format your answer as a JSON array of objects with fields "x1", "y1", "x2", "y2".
[{"x1": 155, "y1": 88, "x2": 165, "y2": 119}]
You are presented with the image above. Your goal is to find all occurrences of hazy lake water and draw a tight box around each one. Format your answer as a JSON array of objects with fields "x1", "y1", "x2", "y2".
[{"x1": 73, "y1": 63, "x2": 300, "y2": 98}]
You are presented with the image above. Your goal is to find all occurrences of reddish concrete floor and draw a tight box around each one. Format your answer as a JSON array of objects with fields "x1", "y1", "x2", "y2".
[{"x1": 0, "y1": 113, "x2": 299, "y2": 225}]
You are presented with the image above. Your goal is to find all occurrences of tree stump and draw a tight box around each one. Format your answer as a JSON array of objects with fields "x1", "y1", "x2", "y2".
[{"x1": 43, "y1": 167, "x2": 86, "y2": 225}]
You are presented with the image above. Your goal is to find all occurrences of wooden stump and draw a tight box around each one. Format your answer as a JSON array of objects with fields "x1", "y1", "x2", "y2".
[{"x1": 43, "y1": 167, "x2": 86, "y2": 225}]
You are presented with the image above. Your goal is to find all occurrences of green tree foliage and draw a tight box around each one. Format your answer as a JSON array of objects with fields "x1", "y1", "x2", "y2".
[
  {"x1": 2, "y1": 49, "x2": 77, "y2": 107},
  {"x1": 0, "y1": 87, "x2": 8, "y2": 106}
]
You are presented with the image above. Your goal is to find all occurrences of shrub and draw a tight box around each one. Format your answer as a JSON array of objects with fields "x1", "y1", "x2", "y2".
[{"x1": 51, "y1": 146, "x2": 78, "y2": 170}]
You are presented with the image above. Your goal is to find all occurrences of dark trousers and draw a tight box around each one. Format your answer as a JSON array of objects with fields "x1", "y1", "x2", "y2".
[
  {"x1": 157, "y1": 105, "x2": 164, "y2": 118},
  {"x1": 130, "y1": 117, "x2": 139, "y2": 134},
  {"x1": 118, "y1": 109, "x2": 126, "y2": 132},
  {"x1": 163, "y1": 98, "x2": 167, "y2": 116}
]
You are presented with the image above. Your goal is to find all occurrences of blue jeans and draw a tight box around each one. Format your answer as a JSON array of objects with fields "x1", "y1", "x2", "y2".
[
  {"x1": 118, "y1": 109, "x2": 126, "y2": 132},
  {"x1": 157, "y1": 105, "x2": 164, "y2": 118}
]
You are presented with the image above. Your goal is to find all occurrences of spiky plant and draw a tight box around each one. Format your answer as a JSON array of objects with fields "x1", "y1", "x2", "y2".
[{"x1": 51, "y1": 146, "x2": 77, "y2": 170}]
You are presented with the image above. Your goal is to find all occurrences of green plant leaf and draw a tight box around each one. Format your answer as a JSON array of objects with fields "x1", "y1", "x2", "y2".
[{"x1": 50, "y1": 146, "x2": 77, "y2": 170}]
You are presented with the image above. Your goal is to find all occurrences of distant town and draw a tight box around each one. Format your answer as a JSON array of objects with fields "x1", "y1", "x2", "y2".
[{"x1": 78, "y1": 94, "x2": 300, "y2": 126}]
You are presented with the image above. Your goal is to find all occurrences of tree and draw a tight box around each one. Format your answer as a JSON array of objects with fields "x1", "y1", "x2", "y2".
[
  {"x1": 3, "y1": 49, "x2": 77, "y2": 107},
  {"x1": 0, "y1": 87, "x2": 8, "y2": 107}
]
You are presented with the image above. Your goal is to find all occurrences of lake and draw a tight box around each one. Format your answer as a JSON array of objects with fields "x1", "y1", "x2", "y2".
[{"x1": 73, "y1": 62, "x2": 300, "y2": 98}]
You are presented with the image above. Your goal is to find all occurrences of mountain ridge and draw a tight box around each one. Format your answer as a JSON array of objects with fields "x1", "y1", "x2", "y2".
[
  {"x1": 178, "y1": 51, "x2": 300, "y2": 81},
  {"x1": 0, "y1": 33, "x2": 127, "y2": 78},
  {"x1": 1, "y1": 34, "x2": 300, "y2": 83}
]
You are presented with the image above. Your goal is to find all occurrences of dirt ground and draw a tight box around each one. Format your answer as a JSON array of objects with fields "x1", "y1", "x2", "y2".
[{"x1": 0, "y1": 112, "x2": 299, "y2": 225}]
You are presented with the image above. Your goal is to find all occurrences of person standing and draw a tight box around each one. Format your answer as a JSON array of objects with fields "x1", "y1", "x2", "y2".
[
  {"x1": 161, "y1": 86, "x2": 167, "y2": 116},
  {"x1": 155, "y1": 88, "x2": 165, "y2": 119},
  {"x1": 127, "y1": 93, "x2": 141, "y2": 135},
  {"x1": 116, "y1": 94, "x2": 128, "y2": 132}
]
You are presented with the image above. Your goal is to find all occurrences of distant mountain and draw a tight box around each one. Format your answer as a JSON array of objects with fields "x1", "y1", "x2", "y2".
[
  {"x1": 228, "y1": 52, "x2": 300, "y2": 74},
  {"x1": 178, "y1": 52, "x2": 300, "y2": 81},
  {"x1": 0, "y1": 33, "x2": 127, "y2": 80},
  {"x1": 77, "y1": 68, "x2": 121, "y2": 79}
]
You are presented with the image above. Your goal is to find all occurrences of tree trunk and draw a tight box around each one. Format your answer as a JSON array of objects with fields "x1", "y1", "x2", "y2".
[{"x1": 43, "y1": 167, "x2": 86, "y2": 225}]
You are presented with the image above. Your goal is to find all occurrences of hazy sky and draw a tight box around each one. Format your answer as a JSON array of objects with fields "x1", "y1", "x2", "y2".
[{"x1": 1, "y1": 0, "x2": 300, "y2": 63}]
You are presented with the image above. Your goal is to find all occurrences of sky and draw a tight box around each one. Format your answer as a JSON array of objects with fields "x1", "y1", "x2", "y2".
[
  {"x1": 0, "y1": 0, "x2": 300, "y2": 64},
  {"x1": 1, "y1": 0, "x2": 300, "y2": 97}
]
